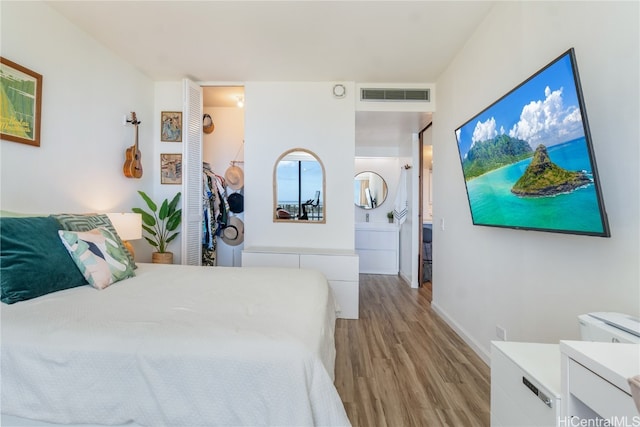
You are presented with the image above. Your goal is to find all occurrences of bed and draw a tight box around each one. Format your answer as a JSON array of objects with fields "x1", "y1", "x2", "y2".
[{"x1": 0, "y1": 215, "x2": 350, "y2": 427}]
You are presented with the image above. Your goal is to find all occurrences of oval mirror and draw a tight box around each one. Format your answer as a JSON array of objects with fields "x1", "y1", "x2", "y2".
[
  {"x1": 274, "y1": 148, "x2": 325, "y2": 223},
  {"x1": 354, "y1": 171, "x2": 388, "y2": 209}
]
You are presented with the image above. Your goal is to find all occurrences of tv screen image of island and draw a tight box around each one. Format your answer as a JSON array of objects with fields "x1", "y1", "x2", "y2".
[{"x1": 454, "y1": 48, "x2": 610, "y2": 237}]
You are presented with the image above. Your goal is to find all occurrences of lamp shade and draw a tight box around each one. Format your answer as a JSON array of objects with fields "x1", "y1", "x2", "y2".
[{"x1": 106, "y1": 213, "x2": 142, "y2": 241}]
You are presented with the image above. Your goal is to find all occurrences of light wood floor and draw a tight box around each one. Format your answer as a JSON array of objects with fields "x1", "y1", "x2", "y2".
[{"x1": 334, "y1": 275, "x2": 490, "y2": 427}]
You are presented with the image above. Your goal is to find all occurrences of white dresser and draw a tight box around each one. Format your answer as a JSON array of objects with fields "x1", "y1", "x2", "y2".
[
  {"x1": 242, "y1": 246, "x2": 359, "y2": 319},
  {"x1": 355, "y1": 222, "x2": 399, "y2": 275}
]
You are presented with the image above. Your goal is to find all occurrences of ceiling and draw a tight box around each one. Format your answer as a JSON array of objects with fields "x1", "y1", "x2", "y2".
[{"x1": 46, "y1": 1, "x2": 495, "y2": 147}]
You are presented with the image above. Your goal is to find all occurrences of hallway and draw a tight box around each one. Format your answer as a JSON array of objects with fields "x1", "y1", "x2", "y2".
[{"x1": 334, "y1": 274, "x2": 490, "y2": 426}]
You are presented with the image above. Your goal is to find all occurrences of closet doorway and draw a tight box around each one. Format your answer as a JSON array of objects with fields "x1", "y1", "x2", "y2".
[{"x1": 202, "y1": 86, "x2": 245, "y2": 267}]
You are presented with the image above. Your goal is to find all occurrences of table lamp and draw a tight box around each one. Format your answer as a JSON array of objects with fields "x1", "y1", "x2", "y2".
[{"x1": 106, "y1": 212, "x2": 142, "y2": 258}]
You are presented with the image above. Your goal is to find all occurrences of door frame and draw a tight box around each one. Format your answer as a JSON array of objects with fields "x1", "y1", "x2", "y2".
[{"x1": 417, "y1": 121, "x2": 432, "y2": 290}]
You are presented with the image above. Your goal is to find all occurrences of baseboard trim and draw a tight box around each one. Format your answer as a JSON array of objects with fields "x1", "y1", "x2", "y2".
[
  {"x1": 431, "y1": 302, "x2": 491, "y2": 366},
  {"x1": 398, "y1": 271, "x2": 415, "y2": 288}
]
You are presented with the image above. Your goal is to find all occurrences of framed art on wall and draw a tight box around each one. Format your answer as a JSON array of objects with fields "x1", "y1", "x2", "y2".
[
  {"x1": 0, "y1": 57, "x2": 43, "y2": 147},
  {"x1": 160, "y1": 111, "x2": 182, "y2": 142},
  {"x1": 160, "y1": 153, "x2": 182, "y2": 185}
]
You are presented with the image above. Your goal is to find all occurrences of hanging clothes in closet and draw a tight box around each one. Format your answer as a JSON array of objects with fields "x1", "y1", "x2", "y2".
[{"x1": 202, "y1": 163, "x2": 226, "y2": 266}]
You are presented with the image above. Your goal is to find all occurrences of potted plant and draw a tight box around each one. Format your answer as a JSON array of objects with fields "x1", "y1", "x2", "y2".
[
  {"x1": 133, "y1": 191, "x2": 182, "y2": 264},
  {"x1": 387, "y1": 211, "x2": 394, "y2": 223}
]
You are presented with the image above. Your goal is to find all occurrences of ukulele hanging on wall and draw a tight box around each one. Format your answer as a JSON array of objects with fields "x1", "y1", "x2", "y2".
[{"x1": 123, "y1": 112, "x2": 143, "y2": 178}]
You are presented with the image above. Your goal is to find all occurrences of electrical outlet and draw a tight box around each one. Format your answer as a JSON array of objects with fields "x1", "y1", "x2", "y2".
[
  {"x1": 496, "y1": 325, "x2": 507, "y2": 341},
  {"x1": 440, "y1": 218, "x2": 445, "y2": 231},
  {"x1": 122, "y1": 115, "x2": 128, "y2": 125}
]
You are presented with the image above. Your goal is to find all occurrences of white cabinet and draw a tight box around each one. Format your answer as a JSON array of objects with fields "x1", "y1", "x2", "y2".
[
  {"x1": 491, "y1": 342, "x2": 562, "y2": 427},
  {"x1": 355, "y1": 222, "x2": 399, "y2": 275},
  {"x1": 491, "y1": 340, "x2": 640, "y2": 427},
  {"x1": 242, "y1": 247, "x2": 359, "y2": 319},
  {"x1": 561, "y1": 341, "x2": 639, "y2": 422}
]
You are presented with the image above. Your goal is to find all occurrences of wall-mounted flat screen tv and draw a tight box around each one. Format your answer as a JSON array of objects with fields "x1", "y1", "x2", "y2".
[{"x1": 454, "y1": 48, "x2": 610, "y2": 237}]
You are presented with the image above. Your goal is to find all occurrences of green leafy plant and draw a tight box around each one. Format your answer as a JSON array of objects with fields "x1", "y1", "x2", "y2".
[
  {"x1": 133, "y1": 191, "x2": 182, "y2": 253},
  {"x1": 387, "y1": 211, "x2": 394, "y2": 219}
]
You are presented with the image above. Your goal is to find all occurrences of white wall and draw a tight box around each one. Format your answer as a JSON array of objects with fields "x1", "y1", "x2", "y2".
[
  {"x1": 202, "y1": 106, "x2": 245, "y2": 181},
  {"x1": 432, "y1": 1, "x2": 640, "y2": 363},
  {"x1": 243, "y1": 82, "x2": 356, "y2": 251},
  {"x1": 150, "y1": 82, "x2": 186, "y2": 263},
  {"x1": 1, "y1": 2, "x2": 154, "y2": 258}
]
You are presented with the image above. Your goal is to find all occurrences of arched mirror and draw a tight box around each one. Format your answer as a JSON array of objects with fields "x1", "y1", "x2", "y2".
[
  {"x1": 274, "y1": 148, "x2": 325, "y2": 223},
  {"x1": 354, "y1": 171, "x2": 388, "y2": 209}
]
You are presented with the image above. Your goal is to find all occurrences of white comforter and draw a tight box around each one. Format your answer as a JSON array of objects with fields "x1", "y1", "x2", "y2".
[{"x1": 1, "y1": 263, "x2": 350, "y2": 426}]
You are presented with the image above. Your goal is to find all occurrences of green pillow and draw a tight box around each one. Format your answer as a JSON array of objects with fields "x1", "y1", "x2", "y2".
[
  {"x1": 58, "y1": 227, "x2": 135, "y2": 289},
  {"x1": 1, "y1": 216, "x2": 88, "y2": 304},
  {"x1": 52, "y1": 213, "x2": 137, "y2": 269}
]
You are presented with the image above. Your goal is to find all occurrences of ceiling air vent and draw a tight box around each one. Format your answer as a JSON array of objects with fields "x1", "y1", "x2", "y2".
[{"x1": 361, "y1": 88, "x2": 430, "y2": 102}]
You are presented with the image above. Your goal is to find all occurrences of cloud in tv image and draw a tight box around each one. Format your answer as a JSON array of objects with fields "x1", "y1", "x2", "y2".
[{"x1": 454, "y1": 49, "x2": 609, "y2": 236}]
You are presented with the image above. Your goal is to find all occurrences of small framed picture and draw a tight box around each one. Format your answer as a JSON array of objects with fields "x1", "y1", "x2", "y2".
[
  {"x1": 160, "y1": 111, "x2": 182, "y2": 142},
  {"x1": 160, "y1": 153, "x2": 182, "y2": 185},
  {"x1": 0, "y1": 57, "x2": 43, "y2": 147}
]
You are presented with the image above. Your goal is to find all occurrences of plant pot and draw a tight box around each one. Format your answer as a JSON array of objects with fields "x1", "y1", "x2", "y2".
[
  {"x1": 152, "y1": 252, "x2": 173, "y2": 264},
  {"x1": 388, "y1": 217, "x2": 394, "y2": 223}
]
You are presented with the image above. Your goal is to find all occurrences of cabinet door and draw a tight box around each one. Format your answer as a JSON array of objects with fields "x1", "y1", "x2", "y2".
[
  {"x1": 355, "y1": 230, "x2": 396, "y2": 250},
  {"x1": 357, "y1": 249, "x2": 397, "y2": 274}
]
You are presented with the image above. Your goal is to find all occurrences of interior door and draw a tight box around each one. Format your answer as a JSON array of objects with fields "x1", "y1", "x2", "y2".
[
  {"x1": 419, "y1": 122, "x2": 433, "y2": 295},
  {"x1": 181, "y1": 78, "x2": 203, "y2": 265},
  {"x1": 418, "y1": 130, "x2": 424, "y2": 286}
]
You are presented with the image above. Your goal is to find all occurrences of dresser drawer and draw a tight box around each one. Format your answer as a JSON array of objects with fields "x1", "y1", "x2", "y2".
[
  {"x1": 242, "y1": 248, "x2": 359, "y2": 319},
  {"x1": 568, "y1": 359, "x2": 637, "y2": 419},
  {"x1": 241, "y1": 252, "x2": 299, "y2": 268}
]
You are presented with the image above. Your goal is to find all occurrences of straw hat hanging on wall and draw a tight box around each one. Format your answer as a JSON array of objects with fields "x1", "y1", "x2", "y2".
[
  {"x1": 221, "y1": 217, "x2": 244, "y2": 246},
  {"x1": 225, "y1": 165, "x2": 244, "y2": 190},
  {"x1": 203, "y1": 114, "x2": 215, "y2": 134}
]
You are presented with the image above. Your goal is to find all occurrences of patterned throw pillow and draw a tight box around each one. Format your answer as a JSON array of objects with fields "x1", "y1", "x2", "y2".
[
  {"x1": 52, "y1": 213, "x2": 137, "y2": 269},
  {"x1": 58, "y1": 227, "x2": 135, "y2": 290}
]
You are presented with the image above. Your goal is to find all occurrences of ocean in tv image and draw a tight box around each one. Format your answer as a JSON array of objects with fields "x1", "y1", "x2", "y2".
[
  {"x1": 466, "y1": 137, "x2": 603, "y2": 233},
  {"x1": 455, "y1": 49, "x2": 607, "y2": 235}
]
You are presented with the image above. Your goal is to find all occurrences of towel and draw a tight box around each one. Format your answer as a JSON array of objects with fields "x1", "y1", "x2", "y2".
[
  {"x1": 393, "y1": 168, "x2": 408, "y2": 225},
  {"x1": 629, "y1": 375, "x2": 640, "y2": 414}
]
